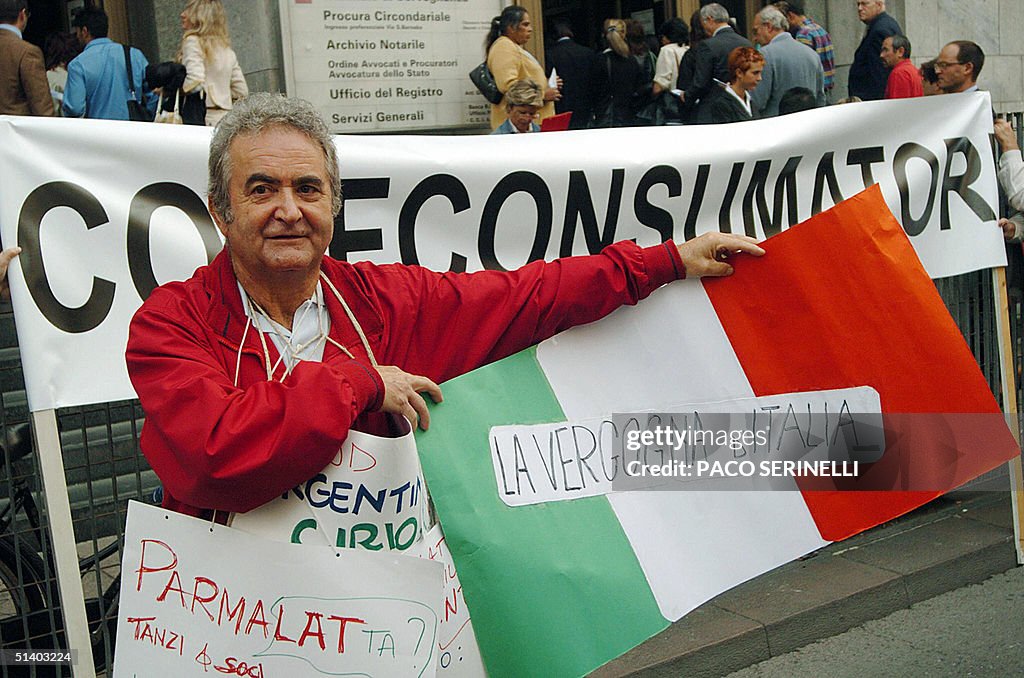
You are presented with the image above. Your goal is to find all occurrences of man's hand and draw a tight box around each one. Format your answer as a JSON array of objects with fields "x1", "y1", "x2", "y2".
[
  {"x1": 995, "y1": 118, "x2": 1019, "y2": 153},
  {"x1": 678, "y1": 233, "x2": 765, "y2": 278},
  {"x1": 375, "y1": 365, "x2": 443, "y2": 431},
  {"x1": 0, "y1": 246, "x2": 21, "y2": 300},
  {"x1": 999, "y1": 216, "x2": 1023, "y2": 242}
]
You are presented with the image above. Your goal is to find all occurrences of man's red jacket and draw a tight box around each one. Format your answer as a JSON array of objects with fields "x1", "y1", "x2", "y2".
[
  {"x1": 884, "y1": 58, "x2": 923, "y2": 99},
  {"x1": 126, "y1": 241, "x2": 684, "y2": 518}
]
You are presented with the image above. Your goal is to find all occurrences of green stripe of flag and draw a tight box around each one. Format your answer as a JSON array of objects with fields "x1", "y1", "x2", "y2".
[{"x1": 419, "y1": 347, "x2": 668, "y2": 677}]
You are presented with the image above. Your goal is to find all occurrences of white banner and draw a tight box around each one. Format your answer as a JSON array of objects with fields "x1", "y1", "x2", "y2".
[
  {"x1": 0, "y1": 92, "x2": 1005, "y2": 411},
  {"x1": 279, "y1": 0, "x2": 502, "y2": 131},
  {"x1": 115, "y1": 501, "x2": 443, "y2": 677}
]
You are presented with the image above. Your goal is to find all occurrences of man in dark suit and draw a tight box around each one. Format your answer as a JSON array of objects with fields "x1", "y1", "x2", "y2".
[
  {"x1": 545, "y1": 18, "x2": 596, "y2": 129},
  {"x1": 681, "y1": 3, "x2": 752, "y2": 124},
  {"x1": 849, "y1": 0, "x2": 902, "y2": 101},
  {"x1": 0, "y1": 0, "x2": 54, "y2": 116}
]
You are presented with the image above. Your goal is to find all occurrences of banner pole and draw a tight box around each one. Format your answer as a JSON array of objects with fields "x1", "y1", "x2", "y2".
[
  {"x1": 31, "y1": 408, "x2": 97, "y2": 677},
  {"x1": 991, "y1": 267, "x2": 1024, "y2": 564}
]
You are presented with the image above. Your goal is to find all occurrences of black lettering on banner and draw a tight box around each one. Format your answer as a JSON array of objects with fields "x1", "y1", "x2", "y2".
[
  {"x1": 332, "y1": 178, "x2": 389, "y2": 262},
  {"x1": 847, "y1": 146, "x2": 885, "y2": 188},
  {"x1": 18, "y1": 182, "x2": 115, "y2": 333},
  {"x1": 811, "y1": 152, "x2": 844, "y2": 216},
  {"x1": 633, "y1": 165, "x2": 681, "y2": 243},
  {"x1": 599, "y1": 419, "x2": 621, "y2": 481},
  {"x1": 892, "y1": 143, "x2": 939, "y2": 237},
  {"x1": 560, "y1": 169, "x2": 624, "y2": 256},
  {"x1": 941, "y1": 137, "x2": 996, "y2": 229},
  {"x1": 127, "y1": 183, "x2": 221, "y2": 301},
  {"x1": 683, "y1": 164, "x2": 711, "y2": 241},
  {"x1": 742, "y1": 156, "x2": 801, "y2": 237},
  {"x1": 718, "y1": 162, "x2": 744, "y2": 234},
  {"x1": 398, "y1": 174, "x2": 470, "y2": 271},
  {"x1": 479, "y1": 171, "x2": 552, "y2": 271}
]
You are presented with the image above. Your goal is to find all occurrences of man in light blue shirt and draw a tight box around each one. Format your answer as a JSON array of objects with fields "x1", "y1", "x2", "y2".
[{"x1": 63, "y1": 8, "x2": 156, "y2": 120}]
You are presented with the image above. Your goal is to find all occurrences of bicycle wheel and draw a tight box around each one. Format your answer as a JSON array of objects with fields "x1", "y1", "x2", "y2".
[{"x1": 0, "y1": 535, "x2": 51, "y2": 647}]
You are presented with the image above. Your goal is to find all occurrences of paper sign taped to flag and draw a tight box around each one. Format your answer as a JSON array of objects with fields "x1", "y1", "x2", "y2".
[{"x1": 488, "y1": 386, "x2": 883, "y2": 505}]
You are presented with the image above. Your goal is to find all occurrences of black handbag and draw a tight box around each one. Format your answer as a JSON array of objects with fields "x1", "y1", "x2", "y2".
[
  {"x1": 180, "y1": 90, "x2": 206, "y2": 125},
  {"x1": 469, "y1": 61, "x2": 503, "y2": 104},
  {"x1": 123, "y1": 45, "x2": 150, "y2": 122},
  {"x1": 636, "y1": 91, "x2": 683, "y2": 126}
]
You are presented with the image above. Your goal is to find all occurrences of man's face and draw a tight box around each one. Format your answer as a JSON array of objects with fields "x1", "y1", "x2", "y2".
[
  {"x1": 879, "y1": 37, "x2": 900, "y2": 68},
  {"x1": 935, "y1": 43, "x2": 972, "y2": 93},
  {"x1": 752, "y1": 17, "x2": 771, "y2": 46},
  {"x1": 212, "y1": 126, "x2": 334, "y2": 285},
  {"x1": 508, "y1": 104, "x2": 539, "y2": 133},
  {"x1": 857, "y1": 0, "x2": 883, "y2": 23},
  {"x1": 74, "y1": 26, "x2": 88, "y2": 46}
]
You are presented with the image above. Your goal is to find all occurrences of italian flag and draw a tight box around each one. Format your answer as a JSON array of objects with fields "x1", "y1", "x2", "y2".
[{"x1": 417, "y1": 186, "x2": 1018, "y2": 677}]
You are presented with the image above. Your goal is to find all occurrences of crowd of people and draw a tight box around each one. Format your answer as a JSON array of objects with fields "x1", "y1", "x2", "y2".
[
  {"x1": 0, "y1": 0, "x2": 246, "y2": 125},
  {"x1": 482, "y1": 0, "x2": 987, "y2": 133}
]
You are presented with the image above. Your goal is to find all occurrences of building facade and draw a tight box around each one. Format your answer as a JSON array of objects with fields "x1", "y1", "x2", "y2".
[{"x1": 22, "y1": 0, "x2": 1024, "y2": 126}]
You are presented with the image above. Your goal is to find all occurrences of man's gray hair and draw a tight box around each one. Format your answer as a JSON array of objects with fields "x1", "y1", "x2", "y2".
[
  {"x1": 699, "y1": 3, "x2": 730, "y2": 24},
  {"x1": 758, "y1": 5, "x2": 789, "y2": 31},
  {"x1": 208, "y1": 93, "x2": 342, "y2": 223}
]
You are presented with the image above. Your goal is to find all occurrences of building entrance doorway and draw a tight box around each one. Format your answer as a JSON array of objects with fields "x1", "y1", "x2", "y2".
[
  {"x1": 540, "y1": 1, "x2": 674, "y2": 53},
  {"x1": 22, "y1": 0, "x2": 131, "y2": 48}
]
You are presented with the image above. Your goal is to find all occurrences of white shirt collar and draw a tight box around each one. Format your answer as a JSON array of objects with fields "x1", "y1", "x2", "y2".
[
  {"x1": 238, "y1": 281, "x2": 331, "y2": 367},
  {"x1": 0, "y1": 23, "x2": 22, "y2": 39},
  {"x1": 725, "y1": 85, "x2": 752, "y2": 115}
]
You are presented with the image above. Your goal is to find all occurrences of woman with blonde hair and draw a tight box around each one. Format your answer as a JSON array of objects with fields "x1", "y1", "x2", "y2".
[
  {"x1": 592, "y1": 18, "x2": 646, "y2": 127},
  {"x1": 179, "y1": 0, "x2": 248, "y2": 126},
  {"x1": 485, "y1": 6, "x2": 559, "y2": 130}
]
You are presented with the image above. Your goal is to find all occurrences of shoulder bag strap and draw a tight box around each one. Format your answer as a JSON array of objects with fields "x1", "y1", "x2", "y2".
[{"x1": 122, "y1": 44, "x2": 140, "y2": 102}]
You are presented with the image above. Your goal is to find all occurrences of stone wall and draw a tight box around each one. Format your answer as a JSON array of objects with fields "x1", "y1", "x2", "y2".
[{"x1": 810, "y1": 0, "x2": 1022, "y2": 112}]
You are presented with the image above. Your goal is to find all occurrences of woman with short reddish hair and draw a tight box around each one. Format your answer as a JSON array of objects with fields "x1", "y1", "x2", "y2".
[{"x1": 707, "y1": 46, "x2": 764, "y2": 124}]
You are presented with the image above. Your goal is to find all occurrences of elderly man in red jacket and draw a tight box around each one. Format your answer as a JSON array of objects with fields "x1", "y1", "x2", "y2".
[{"x1": 125, "y1": 92, "x2": 763, "y2": 521}]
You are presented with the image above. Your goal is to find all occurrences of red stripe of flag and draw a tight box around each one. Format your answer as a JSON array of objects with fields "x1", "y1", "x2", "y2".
[{"x1": 704, "y1": 185, "x2": 1018, "y2": 541}]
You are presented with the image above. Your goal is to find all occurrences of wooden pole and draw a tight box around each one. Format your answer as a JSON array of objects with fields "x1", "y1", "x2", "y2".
[
  {"x1": 32, "y1": 409, "x2": 97, "y2": 677},
  {"x1": 992, "y1": 267, "x2": 1024, "y2": 564}
]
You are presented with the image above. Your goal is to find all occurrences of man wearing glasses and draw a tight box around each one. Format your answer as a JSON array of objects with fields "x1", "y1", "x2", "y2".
[{"x1": 934, "y1": 41, "x2": 984, "y2": 95}]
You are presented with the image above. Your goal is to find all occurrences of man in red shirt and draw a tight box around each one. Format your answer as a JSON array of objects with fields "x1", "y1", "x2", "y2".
[{"x1": 881, "y1": 35, "x2": 922, "y2": 99}]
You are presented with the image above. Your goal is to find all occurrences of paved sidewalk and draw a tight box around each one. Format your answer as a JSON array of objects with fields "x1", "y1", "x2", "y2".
[
  {"x1": 591, "y1": 491, "x2": 1019, "y2": 678},
  {"x1": 724, "y1": 566, "x2": 1024, "y2": 678}
]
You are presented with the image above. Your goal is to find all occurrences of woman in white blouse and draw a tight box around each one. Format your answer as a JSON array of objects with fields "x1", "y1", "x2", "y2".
[
  {"x1": 179, "y1": 0, "x2": 248, "y2": 126},
  {"x1": 652, "y1": 18, "x2": 688, "y2": 97}
]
